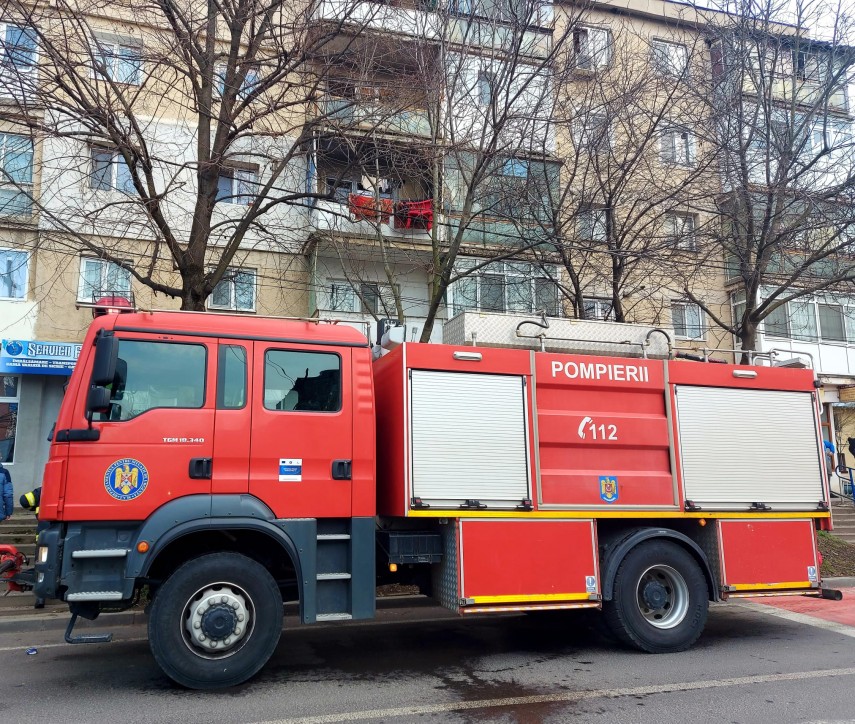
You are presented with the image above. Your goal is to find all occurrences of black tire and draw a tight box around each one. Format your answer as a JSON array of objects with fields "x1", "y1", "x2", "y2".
[
  {"x1": 148, "y1": 552, "x2": 283, "y2": 689},
  {"x1": 603, "y1": 540, "x2": 708, "y2": 654}
]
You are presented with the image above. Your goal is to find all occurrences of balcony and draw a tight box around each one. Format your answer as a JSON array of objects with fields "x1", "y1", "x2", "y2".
[
  {"x1": 311, "y1": 196, "x2": 434, "y2": 241},
  {"x1": 321, "y1": 96, "x2": 433, "y2": 138},
  {"x1": 743, "y1": 74, "x2": 849, "y2": 113},
  {"x1": 313, "y1": 0, "x2": 552, "y2": 59}
]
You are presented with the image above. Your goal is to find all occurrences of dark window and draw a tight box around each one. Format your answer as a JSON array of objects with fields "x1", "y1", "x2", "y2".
[
  {"x1": 95, "y1": 340, "x2": 206, "y2": 421},
  {"x1": 263, "y1": 350, "x2": 341, "y2": 412},
  {"x1": 217, "y1": 345, "x2": 247, "y2": 409}
]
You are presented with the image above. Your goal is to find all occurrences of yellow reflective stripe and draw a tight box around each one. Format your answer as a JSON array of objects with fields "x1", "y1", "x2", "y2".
[
  {"x1": 23, "y1": 492, "x2": 35, "y2": 507},
  {"x1": 729, "y1": 582, "x2": 813, "y2": 591},
  {"x1": 406, "y1": 509, "x2": 830, "y2": 520},
  {"x1": 469, "y1": 593, "x2": 593, "y2": 604}
]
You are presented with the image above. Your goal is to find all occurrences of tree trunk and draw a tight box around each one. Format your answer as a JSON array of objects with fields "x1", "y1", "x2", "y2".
[{"x1": 738, "y1": 321, "x2": 759, "y2": 365}]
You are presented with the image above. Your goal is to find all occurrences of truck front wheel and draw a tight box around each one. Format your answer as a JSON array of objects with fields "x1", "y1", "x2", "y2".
[
  {"x1": 148, "y1": 552, "x2": 283, "y2": 689},
  {"x1": 603, "y1": 540, "x2": 708, "y2": 654}
]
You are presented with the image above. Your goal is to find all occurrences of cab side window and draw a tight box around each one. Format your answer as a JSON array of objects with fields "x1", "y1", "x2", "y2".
[
  {"x1": 263, "y1": 350, "x2": 341, "y2": 412},
  {"x1": 94, "y1": 340, "x2": 207, "y2": 421},
  {"x1": 217, "y1": 345, "x2": 247, "y2": 409}
]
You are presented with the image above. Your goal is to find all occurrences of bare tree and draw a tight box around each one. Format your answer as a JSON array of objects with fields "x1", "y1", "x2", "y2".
[
  {"x1": 676, "y1": 0, "x2": 855, "y2": 356},
  {"x1": 0, "y1": 0, "x2": 401, "y2": 310}
]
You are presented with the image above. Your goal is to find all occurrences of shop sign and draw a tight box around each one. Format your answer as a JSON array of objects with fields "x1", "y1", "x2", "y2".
[{"x1": 0, "y1": 339, "x2": 81, "y2": 375}]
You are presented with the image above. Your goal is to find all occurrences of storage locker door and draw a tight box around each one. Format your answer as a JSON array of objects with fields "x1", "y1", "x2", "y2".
[
  {"x1": 676, "y1": 386, "x2": 824, "y2": 509},
  {"x1": 410, "y1": 370, "x2": 530, "y2": 507}
]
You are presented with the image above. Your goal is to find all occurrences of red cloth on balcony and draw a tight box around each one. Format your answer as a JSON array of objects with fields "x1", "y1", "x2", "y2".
[
  {"x1": 395, "y1": 199, "x2": 433, "y2": 231},
  {"x1": 349, "y1": 193, "x2": 393, "y2": 223}
]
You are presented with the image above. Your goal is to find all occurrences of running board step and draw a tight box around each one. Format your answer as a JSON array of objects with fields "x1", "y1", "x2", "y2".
[
  {"x1": 317, "y1": 534, "x2": 351, "y2": 541},
  {"x1": 316, "y1": 573, "x2": 351, "y2": 581},
  {"x1": 66, "y1": 591, "x2": 124, "y2": 601},
  {"x1": 316, "y1": 613, "x2": 353, "y2": 621},
  {"x1": 71, "y1": 549, "x2": 129, "y2": 559}
]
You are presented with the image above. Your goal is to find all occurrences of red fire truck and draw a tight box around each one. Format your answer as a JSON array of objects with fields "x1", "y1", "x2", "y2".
[{"x1": 24, "y1": 309, "x2": 835, "y2": 688}]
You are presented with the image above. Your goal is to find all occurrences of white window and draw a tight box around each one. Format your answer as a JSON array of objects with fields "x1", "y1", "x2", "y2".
[
  {"x1": 794, "y1": 50, "x2": 826, "y2": 84},
  {"x1": 730, "y1": 290, "x2": 746, "y2": 328},
  {"x1": 574, "y1": 113, "x2": 611, "y2": 153},
  {"x1": 660, "y1": 127, "x2": 696, "y2": 166},
  {"x1": 578, "y1": 207, "x2": 607, "y2": 241},
  {"x1": 77, "y1": 258, "x2": 131, "y2": 303},
  {"x1": 664, "y1": 213, "x2": 696, "y2": 250},
  {"x1": 0, "y1": 24, "x2": 36, "y2": 72},
  {"x1": 89, "y1": 146, "x2": 134, "y2": 193},
  {"x1": 451, "y1": 260, "x2": 561, "y2": 317},
  {"x1": 651, "y1": 40, "x2": 688, "y2": 77},
  {"x1": 583, "y1": 296, "x2": 613, "y2": 320},
  {"x1": 323, "y1": 280, "x2": 397, "y2": 316},
  {"x1": 91, "y1": 36, "x2": 142, "y2": 85},
  {"x1": 573, "y1": 27, "x2": 611, "y2": 70},
  {"x1": 818, "y1": 303, "x2": 846, "y2": 342},
  {"x1": 209, "y1": 268, "x2": 256, "y2": 312},
  {"x1": 215, "y1": 64, "x2": 260, "y2": 100},
  {"x1": 0, "y1": 133, "x2": 32, "y2": 215},
  {"x1": 476, "y1": 70, "x2": 495, "y2": 106},
  {"x1": 0, "y1": 249, "x2": 27, "y2": 299},
  {"x1": 671, "y1": 301, "x2": 704, "y2": 339},
  {"x1": 217, "y1": 167, "x2": 257, "y2": 205},
  {"x1": 0, "y1": 374, "x2": 18, "y2": 463}
]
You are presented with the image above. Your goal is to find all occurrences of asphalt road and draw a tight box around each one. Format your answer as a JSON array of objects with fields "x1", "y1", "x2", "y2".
[{"x1": 2, "y1": 599, "x2": 855, "y2": 724}]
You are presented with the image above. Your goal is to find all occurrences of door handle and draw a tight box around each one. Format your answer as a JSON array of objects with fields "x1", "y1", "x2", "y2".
[
  {"x1": 331, "y1": 460, "x2": 352, "y2": 480},
  {"x1": 189, "y1": 457, "x2": 213, "y2": 479}
]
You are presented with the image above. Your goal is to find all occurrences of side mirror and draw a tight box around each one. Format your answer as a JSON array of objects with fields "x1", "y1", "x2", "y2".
[
  {"x1": 86, "y1": 386, "x2": 112, "y2": 415},
  {"x1": 91, "y1": 331, "x2": 118, "y2": 387}
]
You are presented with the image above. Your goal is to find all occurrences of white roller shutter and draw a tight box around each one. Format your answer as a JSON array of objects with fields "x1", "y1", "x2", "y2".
[
  {"x1": 409, "y1": 370, "x2": 530, "y2": 506},
  {"x1": 676, "y1": 386, "x2": 824, "y2": 509}
]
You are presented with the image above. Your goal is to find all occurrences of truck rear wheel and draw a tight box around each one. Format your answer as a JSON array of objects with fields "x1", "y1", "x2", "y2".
[
  {"x1": 603, "y1": 539, "x2": 708, "y2": 654},
  {"x1": 148, "y1": 552, "x2": 283, "y2": 689}
]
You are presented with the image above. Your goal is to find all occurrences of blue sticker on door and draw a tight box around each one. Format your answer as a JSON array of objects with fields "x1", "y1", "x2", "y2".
[{"x1": 279, "y1": 458, "x2": 302, "y2": 482}]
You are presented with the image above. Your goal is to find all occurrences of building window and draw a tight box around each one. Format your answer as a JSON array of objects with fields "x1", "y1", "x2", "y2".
[
  {"x1": 451, "y1": 260, "x2": 561, "y2": 317},
  {"x1": 217, "y1": 167, "x2": 257, "y2": 205},
  {"x1": 323, "y1": 280, "x2": 397, "y2": 317},
  {"x1": 574, "y1": 113, "x2": 611, "y2": 153},
  {"x1": 760, "y1": 289, "x2": 817, "y2": 342},
  {"x1": 91, "y1": 37, "x2": 142, "y2": 85},
  {"x1": 660, "y1": 127, "x2": 696, "y2": 166},
  {"x1": 209, "y1": 268, "x2": 256, "y2": 312},
  {"x1": 793, "y1": 50, "x2": 825, "y2": 84},
  {"x1": 0, "y1": 249, "x2": 27, "y2": 299},
  {"x1": 89, "y1": 146, "x2": 134, "y2": 193},
  {"x1": 0, "y1": 374, "x2": 17, "y2": 463},
  {"x1": 583, "y1": 297, "x2": 614, "y2": 321},
  {"x1": 476, "y1": 70, "x2": 495, "y2": 106},
  {"x1": 77, "y1": 258, "x2": 131, "y2": 303},
  {"x1": 578, "y1": 207, "x2": 608, "y2": 241},
  {"x1": 0, "y1": 133, "x2": 33, "y2": 215},
  {"x1": 818, "y1": 303, "x2": 846, "y2": 342},
  {"x1": 664, "y1": 213, "x2": 696, "y2": 250},
  {"x1": 215, "y1": 64, "x2": 260, "y2": 100},
  {"x1": 651, "y1": 39, "x2": 688, "y2": 77},
  {"x1": 671, "y1": 301, "x2": 704, "y2": 339},
  {"x1": 1, "y1": 24, "x2": 36, "y2": 71},
  {"x1": 573, "y1": 27, "x2": 611, "y2": 70}
]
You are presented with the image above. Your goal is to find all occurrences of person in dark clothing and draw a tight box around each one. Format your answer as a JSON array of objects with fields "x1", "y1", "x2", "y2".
[
  {"x1": 0, "y1": 463, "x2": 13, "y2": 520},
  {"x1": 19, "y1": 487, "x2": 43, "y2": 608}
]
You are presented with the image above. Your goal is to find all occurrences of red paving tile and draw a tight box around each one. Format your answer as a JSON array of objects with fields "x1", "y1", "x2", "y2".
[{"x1": 747, "y1": 586, "x2": 855, "y2": 627}]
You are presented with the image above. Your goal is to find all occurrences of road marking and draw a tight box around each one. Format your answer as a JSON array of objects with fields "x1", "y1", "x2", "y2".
[
  {"x1": 735, "y1": 601, "x2": 855, "y2": 639},
  {"x1": 0, "y1": 637, "x2": 146, "y2": 653},
  {"x1": 258, "y1": 667, "x2": 855, "y2": 724}
]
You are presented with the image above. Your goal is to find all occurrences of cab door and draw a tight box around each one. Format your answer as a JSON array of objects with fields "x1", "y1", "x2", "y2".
[
  {"x1": 249, "y1": 342, "x2": 353, "y2": 518},
  {"x1": 212, "y1": 342, "x2": 251, "y2": 494},
  {"x1": 62, "y1": 333, "x2": 216, "y2": 520}
]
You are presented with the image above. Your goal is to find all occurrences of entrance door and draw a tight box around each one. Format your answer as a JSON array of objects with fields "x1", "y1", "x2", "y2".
[
  {"x1": 63, "y1": 333, "x2": 216, "y2": 520},
  {"x1": 249, "y1": 342, "x2": 353, "y2": 518}
]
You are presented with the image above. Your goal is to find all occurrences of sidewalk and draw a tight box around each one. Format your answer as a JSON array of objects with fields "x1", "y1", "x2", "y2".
[{"x1": 3, "y1": 578, "x2": 855, "y2": 635}]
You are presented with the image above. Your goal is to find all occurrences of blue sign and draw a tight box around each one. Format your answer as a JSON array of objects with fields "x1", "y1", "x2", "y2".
[
  {"x1": 0, "y1": 339, "x2": 81, "y2": 375},
  {"x1": 104, "y1": 458, "x2": 149, "y2": 501}
]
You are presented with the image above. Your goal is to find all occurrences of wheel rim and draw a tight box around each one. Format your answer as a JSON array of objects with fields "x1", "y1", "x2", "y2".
[
  {"x1": 635, "y1": 564, "x2": 689, "y2": 629},
  {"x1": 181, "y1": 582, "x2": 255, "y2": 660}
]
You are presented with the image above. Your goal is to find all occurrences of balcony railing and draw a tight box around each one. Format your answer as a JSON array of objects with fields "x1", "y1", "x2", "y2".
[
  {"x1": 321, "y1": 96, "x2": 433, "y2": 137},
  {"x1": 743, "y1": 74, "x2": 849, "y2": 112},
  {"x1": 311, "y1": 197, "x2": 434, "y2": 238}
]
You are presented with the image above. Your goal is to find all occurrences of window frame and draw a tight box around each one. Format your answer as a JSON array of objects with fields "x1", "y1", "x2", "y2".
[
  {"x1": 583, "y1": 296, "x2": 614, "y2": 321},
  {"x1": 208, "y1": 267, "x2": 257, "y2": 313},
  {"x1": 573, "y1": 26, "x2": 611, "y2": 71},
  {"x1": 90, "y1": 35, "x2": 143, "y2": 86},
  {"x1": 0, "y1": 132, "x2": 33, "y2": 216},
  {"x1": 0, "y1": 23, "x2": 36, "y2": 75},
  {"x1": 450, "y1": 259, "x2": 562, "y2": 317},
  {"x1": 216, "y1": 166, "x2": 259, "y2": 206},
  {"x1": 88, "y1": 145, "x2": 134, "y2": 194},
  {"x1": 0, "y1": 373, "x2": 19, "y2": 464},
  {"x1": 574, "y1": 113, "x2": 612, "y2": 153},
  {"x1": 577, "y1": 206, "x2": 608, "y2": 242},
  {"x1": 77, "y1": 257, "x2": 132, "y2": 303},
  {"x1": 659, "y1": 125, "x2": 696, "y2": 167},
  {"x1": 0, "y1": 248, "x2": 28, "y2": 300},
  {"x1": 664, "y1": 212, "x2": 697, "y2": 250},
  {"x1": 651, "y1": 38, "x2": 689, "y2": 78},
  {"x1": 671, "y1": 300, "x2": 705, "y2": 340}
]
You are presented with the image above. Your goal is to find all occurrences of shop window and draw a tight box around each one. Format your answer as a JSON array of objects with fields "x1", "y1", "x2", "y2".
[
  {"x1": 0, "y1": 374, "x2": 18, "y2": 463},
  {"x1": 263, "y1": 350, "x2": 341, "y2": 412}
]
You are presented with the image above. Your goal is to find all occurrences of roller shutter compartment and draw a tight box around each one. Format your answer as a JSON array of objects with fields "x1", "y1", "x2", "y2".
[
  {"x1": 675, "y1": 386, "x2": 824, "y2": 510},
  {"x1": 409, "y1": 370, "x2": 530, "y2": 507}
]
